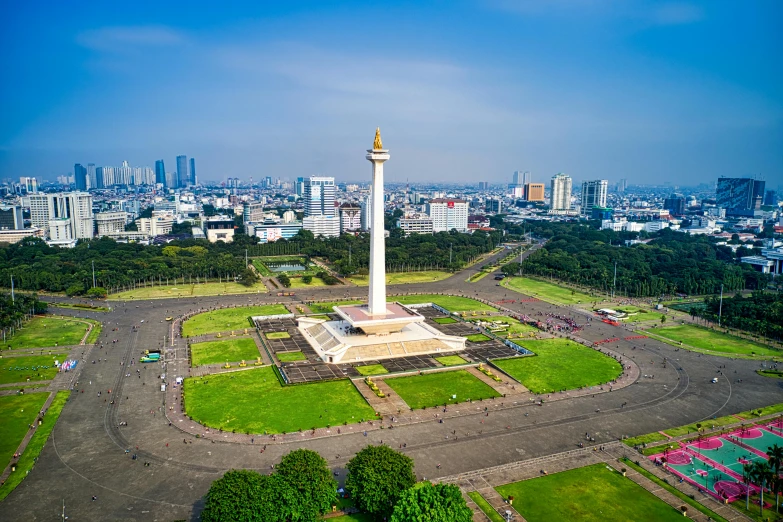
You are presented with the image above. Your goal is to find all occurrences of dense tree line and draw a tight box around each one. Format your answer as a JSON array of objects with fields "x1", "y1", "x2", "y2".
[
  {"x1": 248, "y1": 229, "x2": 502, "y2": 275},
  {"x1": 695, "y1": 292, "x2": 783, "y2": 341},
  {"x1": 0, "y1": 292, "x2": 47, "y2": 341},
  {"x1": 519, "y1": 223, "x2": 771, "y2": 298}
]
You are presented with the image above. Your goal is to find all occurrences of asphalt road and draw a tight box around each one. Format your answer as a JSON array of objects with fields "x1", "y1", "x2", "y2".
[{"x1": 1, "y1": 246, "x2": 780, "y2": 521}]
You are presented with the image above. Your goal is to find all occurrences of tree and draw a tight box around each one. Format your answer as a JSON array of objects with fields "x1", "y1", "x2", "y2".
[
  {"x1": 201, "y1": 469, "x2": 269, "y2": 522},
  {"x1": 66, "y1": 283, "x2": 85, "y2": 296},
  {"x1": 277, "y1": 273, "x2": 291, "y2": 288},
  {"x1": 742, "y1": 463, "x2": 753, "y2": 510},
  {"x1": 390, "y1": 483, "x2": 472, "y2": 522},
  {"x1": 766, "y1": 444, "x2": 783, "y2": 513},
  {"x1": 239, "y1": 268, "x2": 259, "y2": 287},
  {"x1": 276, "y1": 449, "x2": 337, "y2": 521},
  {"x1": 501, "y1": 262, "x2": 521, "y2": 276},
  {"x1": 751, "y1": 460, "x2": 773, "y2": 518},
  {"x1": 346, "y1": 445, "x2": 416, "y2": 519},
  {"x1": 85, "y1": 286, "x2": 107, "y2": 298},
  {"x1": 302, "y1": 274, "x2": 313, "y2": 284},
  {"x1": 660, "y1": 315, "x2": 666, "y2": 325}
]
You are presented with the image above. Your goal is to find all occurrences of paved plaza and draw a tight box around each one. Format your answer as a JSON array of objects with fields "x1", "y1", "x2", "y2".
[{"x1": 0, "y1": 247, "x2": 781, "y2": 521}]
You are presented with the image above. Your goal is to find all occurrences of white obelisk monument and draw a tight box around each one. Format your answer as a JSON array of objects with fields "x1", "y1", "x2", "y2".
[{"x1": 366, "y1": 128, "x2": 389, "y2": 316}]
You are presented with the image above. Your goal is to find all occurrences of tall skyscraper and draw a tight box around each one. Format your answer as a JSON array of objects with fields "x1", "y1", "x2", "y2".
[
  {"x1": 716, "y1": 177, "x2": 765, "y2": 216},
  {"x1": 116, "y1": 161, "x2": 132, "y2": 185},
  {"x1": 764, "y1": 190, "x2": 777, "y2": 206},
  {"x1": 580, "y1": 180, "x2": 608, "y2": 215},
  {"x1": 0, "y1": 205, "x2": 24, "y2": 230},
  {"x1": 155, "y1": 160, "x2": 166, "y2": 187},
  {"x1": 295, "y1": 177, "x2": 305, "y2": 197},
  {"x1": 427, "y1": 199, "x2": 469, "y2": 232},
  {"x1": 303, "y1": 177, "x2": 336, "y2": 217},
  {"x1": 189, "y1": 158, "x2": 197, "y2": 185},
  {"x1": 512, "y1": 170, "x2": 531, "y2": 186},
  {"x1": 176, "y1": 155, "x2": 189, "y2": 188},
  {"x1": 87, "y1": 163, "x2": 96, "y2": 189},
  {"x1": 550, "y1": 173, "x2": 572, "y2": 210},
  {"x1": 74, "y1": 163, "x2": 87, "y2": 191}
]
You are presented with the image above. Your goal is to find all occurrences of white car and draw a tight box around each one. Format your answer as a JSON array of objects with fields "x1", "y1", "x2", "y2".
[{"x1": 711, "y1": 378, "x2": 718, "y2": 383}]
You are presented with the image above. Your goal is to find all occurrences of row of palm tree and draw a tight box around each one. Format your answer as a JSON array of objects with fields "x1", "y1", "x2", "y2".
[{"x1": 741, "y1": 443, "x2": 783, "y2": 518}]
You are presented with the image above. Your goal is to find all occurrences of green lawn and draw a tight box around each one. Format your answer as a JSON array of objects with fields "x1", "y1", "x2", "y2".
[
  {"x1": 502, "y1": 277, "x2": 595, "y2": 305},
  {"x1": 0, "y1": 392, "x2": 50, "y2": 477},
  {"x1": 435, "y1": 355, "x2": 468, "y2": 366},
  {"x1": 3, "y1": 316, "x2": 97, "y2": 350},
  {"x1": 468, "y1": 315, "x2": 538, "y2": 338},
  {"x1": 738, "y1": 402, "x2": 783, "y2": 419},
  {"x1": 496, "y1": 463, "x2": 685, "y2": 522},
  {"x1": 190, "y1": 338, "x2": 260, "y2": 366},
  {"x1": 182, "y1": 305, "x2": 289, "y2": 337},
  {"x1": 356, "y1": 364, "x2": 388, "y2": 376},
  {"x1": 758, "y1": 370, "x2": 783, "y2": 379},
  {"x1": 309, "y1": 301, "x2": 362, "y2": 314},
  {"x1": 468, "y1": 491, "x2": 505, "y2": 522},
  {"x1": 394, "y1": 294, "x2": 496, "y2": 312},
  {"x1": 493, "y1": 339, "x2": 622, "y2": 394},
  {"x1": 265, "y1": 331, "x2": 291, "y2": 340},
  {"x1": 183, "y1": 366, "x2": 375, "y2": 433},
  {"x1": 466, "y1": 333, "x2": 492, "y2": 343},
  {"x1": 384, "y1": 370, "x2": 500, "y2": 409},
  {"x1": 662, "y1": 414, "x2": 740, "y2": 437},
  {"x1": 0, "y1": 354, "x2": 68, "y2": 385},
  {"x1": 349, "y1": 271, "x2": 452, "y2": 286},
  {"x1": 643, "y1": 324, "x2": 781, "y2": 357},
  {"x1": 50, "y1": 303, "x2": 110, "y2": 312},
  {"x1": 277, "y1": 351, "x2": 307, "y2": 362},
  {"x1": 0, "y1": 391, "x2": 69, "y2": 501},
  {"x1": 308, "y1": 314, "x2": 331, "y2": 320},
  {"x1": 112, "y1": 281, "x2": 268, "y2": 300},
  {"x1": 432, "y1": 317, "x2": 457, "y2": 324},
  {"x1": 622, "y1": 432, "x2": 669, "y2": 447},
  {"x1": 288, "y1": 277, "x2": 328, "y2": 288}
]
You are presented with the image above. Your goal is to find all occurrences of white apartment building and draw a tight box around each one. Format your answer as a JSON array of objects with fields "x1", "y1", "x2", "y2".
[
  {"x1": 427, "y1": 199, "x2": 468, "y2": 232},
  {"x1": 303, "y1": 215, "x2": 340, "y2": 237},
  {"x1": 397, "y1": 215, "x2": 434, "y2": 235},
  {"x1": 339, "y1": 204, "x2": 362, "y2": 233},
  {"x1": 29, "y1": 192, "x2": 94, "y2": 240},
  {"x1": 95, "y1": 211, "x2": 128, "y2": 236},
  {"x1": 550, "y1": 174, "x2": 572, "y2": 211},
  {"x1": 138, "y1": 211, "x2": 175, "y2": 236}
]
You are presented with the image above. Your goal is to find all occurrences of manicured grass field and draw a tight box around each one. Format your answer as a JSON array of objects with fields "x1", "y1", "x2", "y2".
[
  {"x1": 384, "y1": 370, "x2": 500, "y2": 409},
  {"x1": 356, "y1": 364, "x2": 388, "y2": 376},
  {"x1": 394, "y1": 294, "x2": 495, "y2": 312},
  {"x1": 502, "y1": 277, "x2": 595, "y2": 305},
  {"x1": 468, "y1": 315, "x2": 538, "y2": 338},
  {"x1": 466, "y1": 333, "x2": 492, "y2": 343},
  {"x1": 468, "y1": 491, "x2": 504, "y2": 522},
  {"x1": 50, "y1": 303, "x2": 111, "y2": 312},
  {"x1": 496, "y1": 463, "x2": 684, "y2": 522},
  {"x1": 4, "y1": 316, "x2": 98, "y2": 350},
  {"x1": 308, "y1": 314, "x2": 331, "y2": 320},
  {"x1": 432, "y1": 317, "x2": 457, "y2": 324},
  {"x1": 309, "y1": 301, "x2": 362, "y2": 314},
  {"x1": 662, "y1": 414, "x2": 740, "y2": 437},
  {"x1": 182, "y1": 305, "x2": 289, "y2": 337},
  {"x1": 643, "y1": 324, "x2": 780, "y2": 357},
  {"x1": 0, "y1": 354, "x2": 68, "y2": 385},
  {"x1": 0, "y1": 392, "x2": 50, "y2": 478},
  {"x1": 277, "y1": 351, "x2": 307, "y2": 362},
  {"x1": 348, "y1": 271, "x2": 452, "y2": 286},
  {"x1": 492, "y1": 339, "x2": 622, "y2": 394},
  {"x1": 0, "y1": 391, "x2": 69, "y2": 501},
  {"x1": 288, "y1": 277, "x2": 328, "y2": 288},
  {"x1": 435, "y1": 355, "x2": 468, "y2": 366},
  {"x1": 265, "y1": 331, "x2": 291, "y2": 340},
  {"x1": 112, "y1": 281, "x2": 268, "y2": 300},
  {"x1": 184, "y1": 366, "x2": 374, "y2": 433},
  {"x1": 622, "y1": 432, "x2": 669, "y2": 447},
  {"x1": 738, "y1": 402, "x2": 783, "y2": 419},
  {"x1": 190, "y1": 338, "x2": 260, "y2": 367}
]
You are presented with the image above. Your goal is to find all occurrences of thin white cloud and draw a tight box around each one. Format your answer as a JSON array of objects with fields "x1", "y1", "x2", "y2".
[
  {"x1": 487, "y1": 0, "x2": 704, "y2": 25},
  {"x1": 76, "y1": 25, "x2": 186, "y2": 52}
]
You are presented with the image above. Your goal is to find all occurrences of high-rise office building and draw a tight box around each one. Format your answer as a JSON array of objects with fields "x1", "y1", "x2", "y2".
[
  {"x1": 580, "y1": 180, "x2": 608, "y2": 215},
  {"x1": 764, "y1": 190, "x2": 777, "y2": 206},
  {"x1": 0, "y1": 205, "x2": 24, "y2": 230},
  {"x1": 525, "y1": 183, "x2": 545, "y2": 202},
  {"x1": 716, "y1": 177, "x2": 765, "y2": 216},
  {"x1": 485, "y1": 198, "x2": 502, "y2": 213},
  {"x1": 87, "y1": 164, "x2": 96, "y2": 189},
  {"x1": 617, "y1": 178, "x2": 627, "y2": 193},
  {"x1": 189, "y1": 158, "x2": 197, "y2": 185},
  {"x1": 512, "y1": 171, "x2": 531, "y2": 186},
  {"x1": 28, "y1": 192, "x2": 94, "y2": 240},
  {"x1": 664, "y1": 195, "x2": 685, "y2": 216},
  {"x1": 74, "y1": 163, "x2": 87, "y2": 191},
  {"x1": 550, "y1": 173, "x2": 572, "y2": 210},
  {"x1": 427, "y1": 199, "x2": 469, "y2": 232},
  {"x1": 97, "y1": 166, "x2": 115, "y2": 187},
  {"x1": 295, "y1": 177, "x2": 305, "y2": 197},
  {"x1": 19, "y1": 177, "x2": 38, "y2": 193},
  {"x1": 176, "y1": 155, "x2": 189, "y2": 188},
  {"x1": 339, "y1": 203, "x2": 362, "y2": 233},
  {"x1": 155, "y1": 160, "x2": 166, "y2": 187},
  {"x1": 303, "y1": 177, "x2": 336, "y2": 217}
]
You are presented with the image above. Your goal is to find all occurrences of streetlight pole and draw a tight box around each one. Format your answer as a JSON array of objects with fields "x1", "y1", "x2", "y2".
[{"x1": 92, "y1": 261, "x2": 96, "y2": 288}]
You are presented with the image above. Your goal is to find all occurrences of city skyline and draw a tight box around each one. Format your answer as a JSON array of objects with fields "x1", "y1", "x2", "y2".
[{"x1": 1, "y1": 1, "x2": 781, "y2": 186}]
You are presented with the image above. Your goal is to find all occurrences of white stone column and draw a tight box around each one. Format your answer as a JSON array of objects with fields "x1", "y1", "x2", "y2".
[{"x1": 366, "y1": 147, "x2": 390, "y2": 316}]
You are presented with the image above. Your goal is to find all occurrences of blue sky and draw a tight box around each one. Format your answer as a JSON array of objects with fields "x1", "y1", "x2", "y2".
[{"x1": 1, "y1": 0, "x2": 781, "y2": 186}]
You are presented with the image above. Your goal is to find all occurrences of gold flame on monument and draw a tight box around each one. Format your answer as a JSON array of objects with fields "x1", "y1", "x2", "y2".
[{"x1": 373, "y1": 127, "x2": 383, "y2": 150}]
